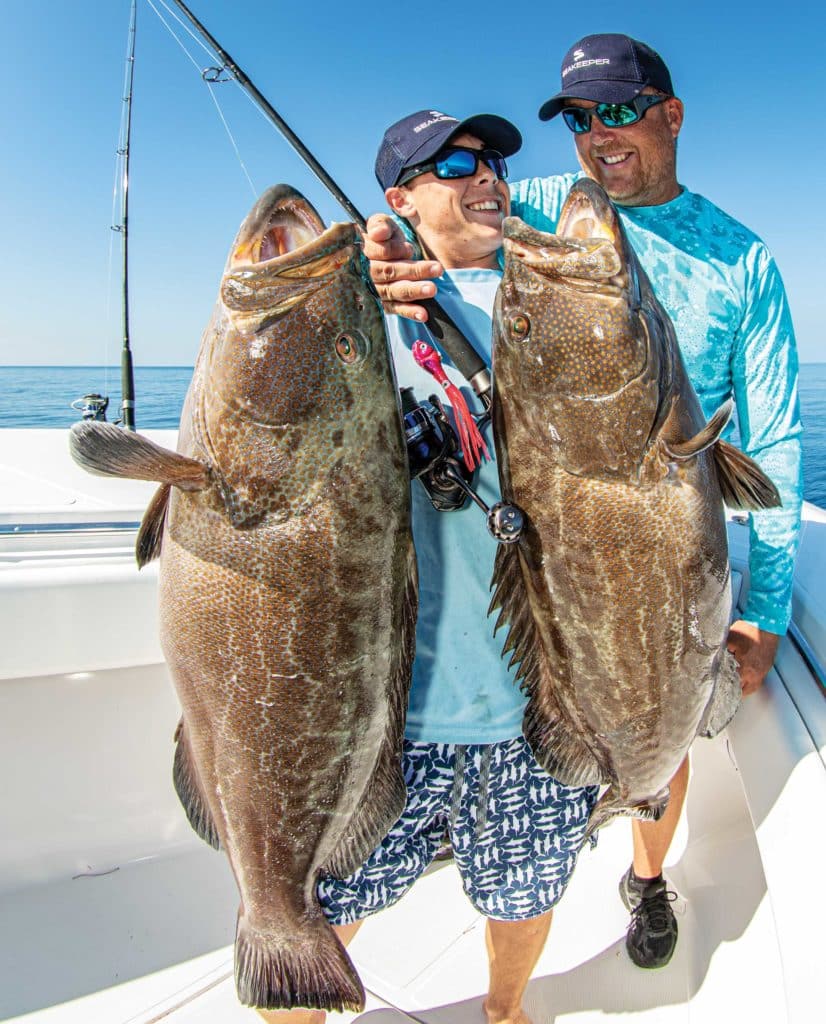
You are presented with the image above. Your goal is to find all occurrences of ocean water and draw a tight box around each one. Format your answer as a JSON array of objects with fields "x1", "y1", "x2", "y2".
[{"x1": 1, "y1": 362, "x2": 824, "y2": 508}]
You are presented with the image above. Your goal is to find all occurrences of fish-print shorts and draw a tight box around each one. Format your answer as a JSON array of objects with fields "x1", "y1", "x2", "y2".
[{"x1": 317, "y1": 737, "x2": 598, "y2": 923}]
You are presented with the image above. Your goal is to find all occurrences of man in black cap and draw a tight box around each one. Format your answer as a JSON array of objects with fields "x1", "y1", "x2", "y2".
[
  {"x1": 364, "y1": 33, "x2": 802, "y2": 974},
  {"x1": 259, "y1": 111, "x2": 599, "y2": 1024}
]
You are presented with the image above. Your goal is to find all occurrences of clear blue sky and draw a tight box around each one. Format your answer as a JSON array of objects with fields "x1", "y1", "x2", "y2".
[{"x1": 2, "y1": 0, "x2": 823, "y2": 366}]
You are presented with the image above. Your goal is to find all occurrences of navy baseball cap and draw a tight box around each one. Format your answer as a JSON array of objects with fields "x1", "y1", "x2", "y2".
[
  {"x1": 538, "y1": 34, "x2": 674, "y2": 121},
  {"x1": 375, "y1": 109, "x2": 522, "y2": 190}
]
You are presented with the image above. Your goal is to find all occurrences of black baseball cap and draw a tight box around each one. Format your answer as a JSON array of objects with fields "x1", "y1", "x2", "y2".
[
  {"x1": 538, "y1": 34, "x2": 674, "y2": 121},
  {"x1": 375, "y1": 109, "x2": 522, "y2": 191}
]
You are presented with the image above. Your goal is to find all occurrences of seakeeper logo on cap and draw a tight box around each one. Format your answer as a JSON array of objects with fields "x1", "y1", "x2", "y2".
[
  {"x1": 538, "y1": 34, "x2": 675, "y2": 122},
  {"x1": 562, "y1": 57, "x2": 610, "y2": 78},
  {"x1": 413, "y1": 112, "x2": 456, "y2": 133}
]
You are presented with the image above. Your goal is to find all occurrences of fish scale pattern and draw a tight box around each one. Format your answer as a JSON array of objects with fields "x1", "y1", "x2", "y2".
[
  {"x1": 508, "y1": 171, "x2": 802, "y2": 635},
  {"x1": 317, "y1": 738, "x2": 597, "y2": 923}
]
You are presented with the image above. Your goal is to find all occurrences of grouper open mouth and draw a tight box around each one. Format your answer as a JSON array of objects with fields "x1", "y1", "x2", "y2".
[
  {"x1": 221, "y1": 185, "x2": 360, "y2": 318},
  {"x1": 503, "y1": 179, "x2": 632, "y2": 295},
  {"x1": 229, "y1": 184, "x2": 357, "y2": 275},
  {"x1": 555, "y1": 177, "x2": 621, "y2": 244}
]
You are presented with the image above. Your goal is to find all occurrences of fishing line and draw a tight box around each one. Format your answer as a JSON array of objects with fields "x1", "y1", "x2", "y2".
[{"x1": 146, "y1": 0, "x2": 257, "y2": 196}]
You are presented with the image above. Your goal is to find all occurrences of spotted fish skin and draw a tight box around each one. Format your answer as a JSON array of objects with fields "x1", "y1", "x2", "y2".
[
  {"x1": 69, "y1": 186, "x2": 417, "y2": 1011},
  {"x1": 490, "y1": 178, "x2": 778, "y2": 836}
]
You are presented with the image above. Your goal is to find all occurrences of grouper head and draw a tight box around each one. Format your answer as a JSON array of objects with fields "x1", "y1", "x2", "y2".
[
  {"x1": 494, "y1": 178, "x2": 676, "y2": 482},
  {"x1": 187, "y1": 185, "x2": 399, "y2": 525},
  {"x1": 209, "y1": 184, "x2": 385, "y2": 428}
]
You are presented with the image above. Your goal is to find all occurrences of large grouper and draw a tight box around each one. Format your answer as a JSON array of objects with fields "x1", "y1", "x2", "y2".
[
  {"x1": 490, "y1": 178, "x2": 780, "y2": 837},
  {"x1": 69, "y1": 186, "x2": 417, "y2": 1012}
]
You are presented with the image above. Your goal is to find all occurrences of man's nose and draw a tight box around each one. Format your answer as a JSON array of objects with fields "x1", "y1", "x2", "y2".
[
  {"x1": 474, "y1": 161, "x2": 497, "y2": 183},
  {"x1": 587, "y1": 114, "x2": 616, "y2": 143}
]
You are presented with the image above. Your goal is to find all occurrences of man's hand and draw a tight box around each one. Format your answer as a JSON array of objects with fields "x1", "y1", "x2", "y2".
[
  {"x1": 727, "y1": 620, "x2": 780, "y2": 696},
  {"x1": 362, "y1": 214, "x2": 442, "y2": 321}
]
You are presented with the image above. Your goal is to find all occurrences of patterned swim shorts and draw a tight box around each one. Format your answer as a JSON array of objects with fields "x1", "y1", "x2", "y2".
[{"x1": 317, "y1": 736, "x2": 598, "y2": 923}]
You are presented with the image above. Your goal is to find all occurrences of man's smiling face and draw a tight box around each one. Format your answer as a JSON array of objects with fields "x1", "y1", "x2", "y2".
[
  {"x1": 392, "y1": 132, "x2": 510, "y2": 270},
  {"x1": 569, "y1": 91, "x2": 684, "y2": 207}
]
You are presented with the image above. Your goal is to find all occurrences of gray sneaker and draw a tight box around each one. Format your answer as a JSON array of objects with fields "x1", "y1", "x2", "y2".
[{"x1": 619, "y1": 866, "x2": 678, "y2": 968}]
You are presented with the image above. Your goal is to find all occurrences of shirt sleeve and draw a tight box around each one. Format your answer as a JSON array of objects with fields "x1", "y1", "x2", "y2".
[{"x1": 731, "y1": 248, "x2": 803, "y2": 634}]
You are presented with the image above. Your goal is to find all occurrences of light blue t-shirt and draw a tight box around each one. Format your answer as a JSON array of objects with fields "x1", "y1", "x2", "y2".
[
  {"x1": 386, "y1": 269, "x2": 527, "y2": 744},
  {"x1": 510, "y1": 173, "x2": 803, "y2": 635}
]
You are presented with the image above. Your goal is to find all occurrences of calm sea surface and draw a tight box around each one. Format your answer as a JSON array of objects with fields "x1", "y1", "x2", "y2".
[{"x1": 1, "y1": 363, "x2": 824, "y2": 508}]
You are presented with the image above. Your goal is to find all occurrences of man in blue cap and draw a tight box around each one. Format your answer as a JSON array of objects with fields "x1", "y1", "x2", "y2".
[
  {"x1": 363, "y1": 33, "x2": 803, "y2": 973},
  {"x1": 259, "y1": 109, "x2": 598, "y2": 1024}
]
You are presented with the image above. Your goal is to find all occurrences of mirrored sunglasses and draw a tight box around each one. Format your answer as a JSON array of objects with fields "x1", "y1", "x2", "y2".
[
  {"x1": 561, "y1": 94, "x2": 670, "y2": 134},
  {"x1": 397, "y1": 147, "x2": 508, "y2": 187}
]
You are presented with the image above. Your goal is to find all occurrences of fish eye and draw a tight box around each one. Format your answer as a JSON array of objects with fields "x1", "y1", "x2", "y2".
[
  {"x1": 510, "y1": 315, "x2": 531, "y2": 342},
  {"x1": 334, "y1": 330, "x2": 368, "y2": 364}
]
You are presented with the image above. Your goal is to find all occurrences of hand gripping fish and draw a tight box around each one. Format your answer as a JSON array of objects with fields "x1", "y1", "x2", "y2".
[
  {"x1": 490, "y1": 178, "x2": 780, "y2": 836},
  {"x1": 69, "y1": 186, "x2": 417, "y2": 1012}
]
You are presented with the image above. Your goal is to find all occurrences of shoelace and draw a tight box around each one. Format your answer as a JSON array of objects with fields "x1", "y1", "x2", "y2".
[{"x1": 630, "y1": 887, "x2": 678, "y2": 934}]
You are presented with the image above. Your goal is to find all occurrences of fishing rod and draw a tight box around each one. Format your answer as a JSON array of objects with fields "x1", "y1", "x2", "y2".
[
  {"x1": 118, "y1": 0, "x2": 138, "y2": 430},
  {"x1": 168, "y1": 0, "x2": 492, "y2": 407}
]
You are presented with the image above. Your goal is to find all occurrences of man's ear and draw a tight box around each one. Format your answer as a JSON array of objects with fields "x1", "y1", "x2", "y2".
[
  {"x1": 385, "y1": 186, "x2": 417, "y2": 219},
  {"x1": 665, "y1": 97, "x2": 684, "y2": 139}
]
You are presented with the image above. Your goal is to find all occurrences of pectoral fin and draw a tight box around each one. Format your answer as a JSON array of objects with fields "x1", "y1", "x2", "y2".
[
  {"x1": 663, "y1": 400, "x2": 732, "y2": 460},
  {"x1": 69, "y1": 421, "x2": 209, "y2": 490},
  {"x1": 661, "y1": 400, "x2": 781, "y2": 510}
]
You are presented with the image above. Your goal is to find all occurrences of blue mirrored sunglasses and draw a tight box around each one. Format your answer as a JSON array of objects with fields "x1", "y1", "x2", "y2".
[
  {"x1": 561, "y1": 94, "x2": 669, "y2": 134},
  {"x1": 396, "y1": 146, "x2": 508, "y2": 187}
]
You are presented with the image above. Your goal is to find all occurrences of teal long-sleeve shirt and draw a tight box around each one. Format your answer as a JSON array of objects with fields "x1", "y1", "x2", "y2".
[{"x1": 509, "y1": 173, "x2": 803, "y2": 634}]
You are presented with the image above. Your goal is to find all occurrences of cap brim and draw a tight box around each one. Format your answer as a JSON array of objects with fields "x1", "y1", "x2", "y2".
[{"x1": 538, "y1": 80, "x2": 645, "y2": 121}]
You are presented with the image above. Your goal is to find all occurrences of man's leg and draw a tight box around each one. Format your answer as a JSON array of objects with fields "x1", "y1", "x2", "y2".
[
  {"x1": 483, "y1": 912, "x2": 553, "y2": 1024},
  {"x1": 255, "y1": 921, "x2": 363, "y2": 1024},
  {"x1": 632, "y1": 755, "x2": 689, "y2": 878},
  {"x1": 620, "y1": 755, "x2": 689, "y2": 968}
]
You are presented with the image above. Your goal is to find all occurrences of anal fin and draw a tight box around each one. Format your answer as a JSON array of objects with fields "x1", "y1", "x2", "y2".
[
  {"x1": 585, "y1": 785, "x2": 670, "y2": 839},
  {"x1": 173, "y1": 719, "x2": 221, "y2": 850}
]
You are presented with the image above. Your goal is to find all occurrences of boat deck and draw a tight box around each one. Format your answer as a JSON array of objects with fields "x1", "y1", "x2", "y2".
[
  {"x1": 1, "y1": 430, "x2": 825, "y2": 1023},
  {"x1": 0, "y1": 720, "x2": 796, "y2": 1024}
]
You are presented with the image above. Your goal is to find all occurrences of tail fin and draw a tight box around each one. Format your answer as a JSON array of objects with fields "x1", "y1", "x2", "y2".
[
  {"x1": 585, "y1": 785, "x2": 669, "y2": 839},
  {"x1": 697, "y1": 647, "x2": 741, "y2": 738},
  {"x1": 234, "y1": 911, "x2": 365, "y2": 1012}
]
